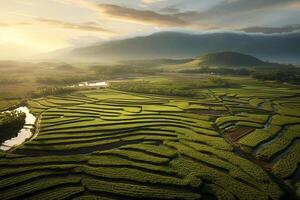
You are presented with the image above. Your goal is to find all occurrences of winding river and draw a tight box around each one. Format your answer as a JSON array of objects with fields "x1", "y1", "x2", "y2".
[{"x1": 0, "y1": 106, "x2": 36, "y2": 151}]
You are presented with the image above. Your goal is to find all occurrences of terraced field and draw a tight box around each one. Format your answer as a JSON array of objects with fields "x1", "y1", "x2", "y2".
[{"x1": 0, "y1": 87, "x2": 300, "y2": 199}]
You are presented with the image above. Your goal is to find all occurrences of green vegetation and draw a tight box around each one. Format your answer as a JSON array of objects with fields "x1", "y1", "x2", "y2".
[
  {"x1": 255, "y1": 125, "x2": 300, "y2": 161},
  {"x1": 0, "y1": 60, "x2": 300, "y2": 199},
  {"x1": 36, "y1": 75, "x2": 92, "y2": 85},
  {"x1": 0, "y1": 100, "x2": 20, "y2": 111},
  {"x1": 238, "y1": 125, "x2": 281, "y2": 148},
  {"x1": 252, "y1": 69, "x2": 300, "y2": 84},
  {"x1": 0, "y1": 111, "x2": 26, "y2": 143},
  {"x1": 175, "y1": 52, "x2": 299, "y2": 84},
  {"x1": 30, "y1": 87, "x2": 79, "y2": 98},
  {"x1": 91, "y1": 65, "x2": 161, "y2": 77},
  {"x1": 111, "y1": 80, "x2": 197, "y2": 97},
  {"x1": 272, "y1": 143, "x2": 300, "y2": 178},
  {"x1": 181, "y1": 66, "x2": 252, "y2": 76},
  {"x1": 111, "y1": 77, "x2": 240, "y2": 97},
  {"x1": 0, "y1": 176, "x2": 81, "y2": 200}
]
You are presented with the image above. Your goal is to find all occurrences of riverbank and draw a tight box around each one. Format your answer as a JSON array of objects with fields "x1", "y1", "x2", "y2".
[{"x1": 0, "y1": 106, "x2": 36, "y2": 151}]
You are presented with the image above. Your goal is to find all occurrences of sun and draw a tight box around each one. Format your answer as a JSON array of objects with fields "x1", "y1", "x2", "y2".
[
  {"x1": 0, "y1": 29, "x2": 27, "y2": 44},
  {"x1": 0, "y1": 28, "x2": 63, "y2": 52}
]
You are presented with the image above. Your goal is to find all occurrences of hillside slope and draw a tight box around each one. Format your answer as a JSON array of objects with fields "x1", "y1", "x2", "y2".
[
  {"x1": 197, "y1": 52, "x2": 265, "y2": 66},
  {"x1": 66, "y1": 32, "x2": 300, "y2": 63}
]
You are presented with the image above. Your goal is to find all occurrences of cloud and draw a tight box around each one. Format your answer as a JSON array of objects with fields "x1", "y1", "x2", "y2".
[
  {"x1": 0, "y1": 22, "x2": 31, "y2": 27},
  {"x1": 49, "y1": 1, "x2": 299, "y2": 32},
  {"x1": 159, "y1": 5, "x2": 180, "y2": 14},
  {"x1": 98, "y1": 4, "x2": 188, "y2": 27},
  {"x1": 97, "y1": 1, "x2": 298, "y2": 29},
  {"x1": 0, "y1": 23, "x2": 10, "y2": 27},
  {"x1": 141, "y1": 0, "x2": 166, "y2": 4},
  {"x1": 210, "y1": 0, "x2": 296, "y2": 13},
  {"x1": 176, "y1": 0, "x2": 298, "y2": 21},
  {"x1": 64, "y1": 0, "x2": 100, "y2": 11},
  {"x1": 289, "y1": 2, "x2": 300, "y2": 9},
  {"x1": 241, "y1": 24, "x2": 300, "y2": 34},
  {"x1": 36, "y1": 18, "x2": 114, "y2": 34}
]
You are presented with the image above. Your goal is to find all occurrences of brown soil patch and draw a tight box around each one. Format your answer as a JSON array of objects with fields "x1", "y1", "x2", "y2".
[
  {"x1": 187, "y1": 109, "x2": 229, "y2": 116},
  {"x1": 225, "y1": 126, "x2": 255, "y2": 142}
]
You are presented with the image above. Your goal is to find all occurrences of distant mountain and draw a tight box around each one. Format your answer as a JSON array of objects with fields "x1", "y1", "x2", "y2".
[
  {"x1": 163, "y1": 52, "x2": 292, "y2": 72},
  {"x1": 64, "y1": 32, "x2": 300, "y2": 63}
]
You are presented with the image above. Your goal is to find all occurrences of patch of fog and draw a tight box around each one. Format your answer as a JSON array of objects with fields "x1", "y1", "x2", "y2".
[{"x1": 0, "y1": 106, "x2": 36, "y2": 151}]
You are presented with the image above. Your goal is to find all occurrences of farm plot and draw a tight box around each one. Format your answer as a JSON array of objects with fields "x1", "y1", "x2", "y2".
[
  {"x1": 0, "y1": 88, "x2": 299, "y2": 199},
  {"x1": 212, "y1": 86, "x2": 300, "y2": 197}
]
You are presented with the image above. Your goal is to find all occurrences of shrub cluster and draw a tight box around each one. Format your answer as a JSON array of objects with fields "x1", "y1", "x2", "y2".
[
  {"x1": 112, "y1": 81, "x2": 196, "y2": 97},
  {"x1": 0, "y1": 111, "x2": 26, "y2": 143},
  {"x1": 30, "y1": 87, "x2": 79, "y2": 98}
]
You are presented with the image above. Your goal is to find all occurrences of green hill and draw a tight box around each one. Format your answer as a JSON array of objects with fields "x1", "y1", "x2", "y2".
[
  {"x1": 179, "y1": 51, "x2": 293, "y2": 69},
  {"x1": 151, "y1": 52, "x2": 294, "y2": 72},
  {"x1": 198, "y1": 52, "x2": 265, "y2": 67}
]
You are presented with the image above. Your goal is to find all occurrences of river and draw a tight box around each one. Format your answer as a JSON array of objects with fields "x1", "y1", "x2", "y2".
[{"x1": 0, "y1": 106, "x2": 36, "y2": 151}]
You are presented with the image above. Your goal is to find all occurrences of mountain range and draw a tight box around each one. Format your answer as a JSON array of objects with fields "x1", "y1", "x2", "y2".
[{"x1": 59, "y1": 31, "x2": 300, "y2": 64}]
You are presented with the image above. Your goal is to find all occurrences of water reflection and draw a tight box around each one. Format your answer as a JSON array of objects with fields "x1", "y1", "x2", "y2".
[{"x1": 0, "y1": 106, "x2": 36, "y2": 151}]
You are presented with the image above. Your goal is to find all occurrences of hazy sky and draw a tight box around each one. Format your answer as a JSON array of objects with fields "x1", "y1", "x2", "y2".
[{"x1": 0, "y1": 0, "x2": 299, "y2": 55}]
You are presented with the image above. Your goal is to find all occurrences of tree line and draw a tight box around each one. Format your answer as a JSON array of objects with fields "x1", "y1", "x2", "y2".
[{"x1": 181, "y1": 66, "x2": 300, "y2": 84}]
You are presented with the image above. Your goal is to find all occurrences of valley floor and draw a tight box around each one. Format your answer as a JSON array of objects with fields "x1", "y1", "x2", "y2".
[{"x1": 1, "y1": 77, "x2": 300, "y2": 199}]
